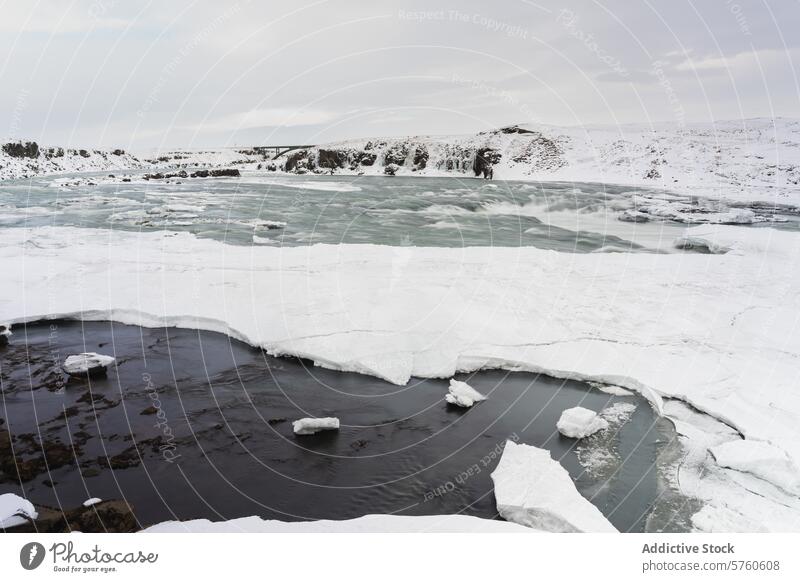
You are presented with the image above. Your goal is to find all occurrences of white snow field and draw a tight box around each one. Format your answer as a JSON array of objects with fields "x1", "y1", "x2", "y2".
[
  {"x1": 62, "y1": 352, "x2": 116, "y2": 376},
  {"x1": 445, "y1": 379, "x2": 486, "y2": 408},
  {"x1": 292, "y1": 417, "x2": 340, "y2": 435},
  {"x1": 556, "y1": 407, "x2": 609, "y2": 439},
  {"x1": 143, "y1": 513, "x2": 534, "y2": 533},
  {"x1": 490, "y1": 441, "x2": 617, "y2": 532},
  {"x1": 0, "y1": 493, "x2": 38, "y2": 529},
  {"x1": 2, "y1": 222, "x2": 800, "y2": 531}
]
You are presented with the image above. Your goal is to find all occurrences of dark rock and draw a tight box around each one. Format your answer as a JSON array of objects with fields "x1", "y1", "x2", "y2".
[
  {"x1": 498, "y1": 125, "x2": 536, "y2": 134},
  {"x1": 7, "y1": 500, "x2": 138, "y2": 533},
  {"x1": 267, "y1": 417, "x2": 288, "y2": 425},
  {"x1": 140, "y1": 406, "x2": 158, "y2": 415},
  {"x1": 78, "y1": 149, "x2": 91, "y2": 158},
  {"x1": 209, "y1": 168, "x2": 240, "y2": 177},
  {"x1": 384, "y1": 163, "x2": 399, "y2": 176},
  {"x1": 473, "y1": 147, "x2": 501, "y2": 178},
  {"x1": 284, "y1": 150, "x2": 308, "y2": 172},
  {"x1": 190, "y1": 169, "x2": 210, "y2": 178},
  {"x1": 357, "y1": 151, "x2": 376, "y2": 166},
  {"x1": 318, "y1": 149, "x2": 348, "y2": 169},
  {"x1": 384, "y1": 143, "x2": 409, "y2": 166},
  {"x1": 644, "y1": 166, "x2": 661, "y2": 179},
  {"x1": 413, "y1": 146, "x2": 429, "y2": 170},
  {"x1": 2, "y1": 141, "x2": 39, "y2": 158},
  {"x1": 111, "y1": 149, "x2": 125, "y2": 156}
]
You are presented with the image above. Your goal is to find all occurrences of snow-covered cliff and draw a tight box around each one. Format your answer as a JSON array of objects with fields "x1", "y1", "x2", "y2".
[
  {"x1": 4, "y1": 118, "x2": 800, "y2": 205},
  {"x1": 274, "y1": 118, "x2": 800, "y2": 204}
]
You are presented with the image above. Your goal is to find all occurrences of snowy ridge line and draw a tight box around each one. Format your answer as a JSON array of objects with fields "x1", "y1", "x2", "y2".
[{"x1": 4, "y1": 224, "x2": 800, "y2": 530}]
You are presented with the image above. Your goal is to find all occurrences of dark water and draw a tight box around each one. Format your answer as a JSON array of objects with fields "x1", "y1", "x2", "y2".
[{"x1": 0, "y1": 321, "x2": 676, "y2": 531}]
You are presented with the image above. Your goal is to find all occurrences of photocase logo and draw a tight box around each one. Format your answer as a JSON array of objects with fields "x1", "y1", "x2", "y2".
[{"x1": 19, "y1": 542, "x2": 46, "y2": 570}]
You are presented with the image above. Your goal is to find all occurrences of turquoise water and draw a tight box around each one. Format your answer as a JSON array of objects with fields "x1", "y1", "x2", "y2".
[{"x1": 0, "y1": 172, "x2": 697, "y2": 252}]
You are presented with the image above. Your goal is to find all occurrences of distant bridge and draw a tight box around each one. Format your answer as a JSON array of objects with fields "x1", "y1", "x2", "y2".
[{"x1": 246, "y1": 145, "x2": 316, "y2": 159}]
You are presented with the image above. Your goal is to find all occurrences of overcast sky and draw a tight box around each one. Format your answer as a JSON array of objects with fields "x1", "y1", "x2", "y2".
[{"x1": 2, "y1": 0, "x2": 798, "y2": 150}]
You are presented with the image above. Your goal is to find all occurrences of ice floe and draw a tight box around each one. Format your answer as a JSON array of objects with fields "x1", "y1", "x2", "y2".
[
  {"x1": 445, "y1": 379, "x2": 486, "y2": 408},
  {"x1": 0, "y1": 493, "x2": 38, "y2": 529},
  {"x1": 63, "y1": 352, "x2": 115, "y2": 376},
  {"x1": 490, "y1": 441, "x2": 617, "y2": 532},
  {"x1": 710, "y1": 440, "x2": 800, "y2": 496},
  {"x1": 556, "y1": 407, "x2": 609, "y2": 439},
  {"x1": 292, "y1": 417, "x2": 340, "y2": 435}
]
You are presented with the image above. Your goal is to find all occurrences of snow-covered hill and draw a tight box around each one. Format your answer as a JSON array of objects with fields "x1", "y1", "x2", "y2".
[
  {"x1": 4, "y1": 118, "x2": 800, "y2": 206},
  {"x1": 273, "y1": 118, "x2": 800, "y2": 205},
  {"x1": 0, "y1": 141, "x2": 144, "y2": 181}
]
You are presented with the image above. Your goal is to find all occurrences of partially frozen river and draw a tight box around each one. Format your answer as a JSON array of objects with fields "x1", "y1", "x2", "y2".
[
  {"x1": 0, "y1": 321, "x2": 691, "y2": 532},
  {"x1": 0, "y1": 171, "x2": 756, "y2": 252}
]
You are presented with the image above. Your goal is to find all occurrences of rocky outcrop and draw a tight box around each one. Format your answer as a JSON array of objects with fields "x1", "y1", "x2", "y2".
[
  {"x1": 2, "y1": 141, "x2": 39, "y2": 158},
  {"x1": 0, "y1": 141, "x2": 145, "y2": 181},
  {"x1": 473, "y1": 147, "x2": 501, "y2": 178},
  {"x1": 7, "y1": 500, "x2": 137, "y2": 533},
  {"x1": 189, "y1": 168, "x2": 240, "y2": 178}
]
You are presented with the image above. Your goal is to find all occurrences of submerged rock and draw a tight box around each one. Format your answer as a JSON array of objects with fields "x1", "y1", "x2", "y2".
[
  {"x1": 6, "y1": 500, "x2": 137, "y2": 533},
  {"x1": 556, "y1": 406, "x2": 609, "y2": 439},
  {"x1": 292, "y1": 417, "x2": 340, "y2": 435},
  {"x1": 490, "y1": 441, "x2": 617, "y2": 532}
]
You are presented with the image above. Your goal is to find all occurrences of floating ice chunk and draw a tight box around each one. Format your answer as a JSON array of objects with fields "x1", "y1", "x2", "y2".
[
  {"x1": 556, "y1": 407, "x2": 609, "y2": 439},
  {"x1": 674, "y1": 235, "x2": 731, "y2": 254},
  {"x1": 0, "y1": 493, "x2": 38, "y2": 529},
  {"x1": 63, "y1": 352, "x2": 116, "y2": 376},
  {"x1": 490, "y1": 441, "x2": 617, "y2": 532},
  {"x1": 600, "y1": 402, "x2": 636, "y2": 424},
  {"x1": 83, "y1": 497, "x2": 103, "y2": 507},
  {"x1": 589, "y1": 382, "x2": 633, "y2": 396},
  {"x1": 710, "y1": 440, "x2": 800, "y2": 496},
  {"x1": 292, "y1": 417, "x2": 340, "y2": 435},
  {"x1": 445, "y1": 379, "x2": 486, "y2": 408}
]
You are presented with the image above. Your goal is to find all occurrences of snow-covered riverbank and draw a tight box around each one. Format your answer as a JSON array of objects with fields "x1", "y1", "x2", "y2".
[
  {"x1": 4, "y1": 118, "x2": 799, "y2": 208},
  {"x1": 3, "y1": 223, "x2": 800, "y2": 531}
]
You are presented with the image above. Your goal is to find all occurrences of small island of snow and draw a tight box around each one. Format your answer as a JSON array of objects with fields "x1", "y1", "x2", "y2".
[
  {"x1": 292, "y1": 417, "x2": 340, "y2": 435},
  {"x1": 63, "y1": 352, "x2": 116, "y2": 377},
  {"x1": 445, "y1": 379, "x2": 486, "y2": 408},
  {"x1": 556, "y1": 406, "x2": 609, "y2": 439},
  {"x1": 490, "y1": 441, "x2": 617, "y2": 532}
]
